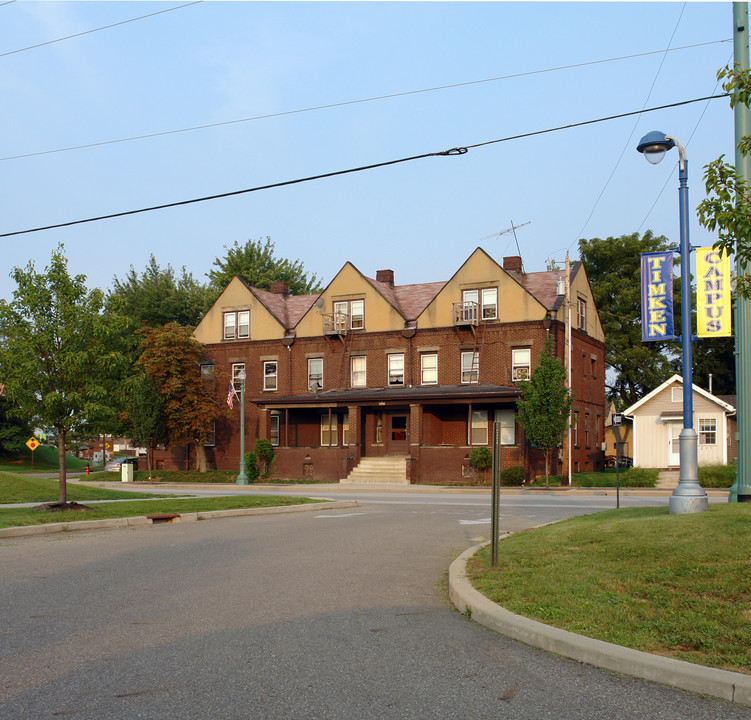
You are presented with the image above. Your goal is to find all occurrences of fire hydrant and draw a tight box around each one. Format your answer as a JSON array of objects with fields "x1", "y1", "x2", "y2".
[{"x1": 85, "y1": 464, "x2": 90, "y2": 476}]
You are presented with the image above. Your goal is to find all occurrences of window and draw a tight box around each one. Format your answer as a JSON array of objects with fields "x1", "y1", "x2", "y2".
[
  {"x1": 200, "y1": 363, "x2": 214, "y2": 377},
  {"x1": 470, "y1": 410, "x2": 488, "y2": 445},
  {"x1": 223, "y1": 310, "x2": 249, "y2": 340},
  {"x1": 699, "y1": 418, "x2": 717, "y2": 445},
  {"x1": 204, "y1": 422, "x2": 216, "y2": 447},
  {"x1": 231, "y1": 363, "x2": 245, "y2": 393},
  {"x1": 591, "y1": 357, "x2": 597, "y2": 378},
  {"x1": 461, "y1": 351, "x2": 479, "y2": 384},
  {"x1": 308, "y1": 358, "x2": 323, "y2": 391},
  {"x1": 512, "y1": 348, "x2": 531, "y2": 381},
  {"x1": 263, "y1": 361, "x2": 277, "y2": 391},
  {"x1": 577, "y1": 298, "x2": 587, "y2": 331},
  {"x1": 672, "y1": 387, "x2": 682, "y2": 403},
  {"x1": 334, "y1": 299, "x2": 365, "y2": 330},
  {"x1": 481, "y1": 288, "x2": 498, "y2": 319},
  {"x1": 321, "y1": 415, "x2": 338, "y2": 446},
  {"x1": 270, "y1": 415, "x2": 280, "y2": 446},
  {"x1": 495, "y1": 409, "x2": 516, "y2": 445},
  {"x1": 421, "y1": 353, "x2": 437, "y2": 385},
  {"x1": 461, "y1": 288, "x2": 498, "y2": 321},
  {"x1": 351, "y1": 356, "x2": 366, "y2": 387},
  {"x1": 584, "y1": 413, "x2": 590, "y2": 448},
  {"x1": 460, "y1": 290, "x2": 479, "y2": 323},
  {"x1": 388, "y1": 353, "x2": 404, "y2": 386},
  {"x1": 350, "y1": 300, "x2": 364, "y2": 329},
  {"x1": 573, "y1": 411, "x2": 580, "y2": 446}
]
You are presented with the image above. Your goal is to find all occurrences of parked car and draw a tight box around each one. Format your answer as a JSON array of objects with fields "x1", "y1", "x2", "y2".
[
  {"x1": 104, "y1": 457, "x2": 138, "y2": 472},
  {"x1": 605, "y1": 455, "x2": 633, "y2": 469}
]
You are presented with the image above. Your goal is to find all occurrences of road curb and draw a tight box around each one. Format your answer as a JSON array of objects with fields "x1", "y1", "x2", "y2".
[
  {"x1": 0, "y1": 500, "x2": 358, "y2": 539},
  {"x1": 449, "y1": 541, "x2": 751, "y2": 707}
]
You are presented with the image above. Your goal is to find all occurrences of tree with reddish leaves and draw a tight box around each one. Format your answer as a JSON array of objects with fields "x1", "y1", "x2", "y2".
[{"x1": 137, "y1": 323, "x2": 223, "y2": 472}]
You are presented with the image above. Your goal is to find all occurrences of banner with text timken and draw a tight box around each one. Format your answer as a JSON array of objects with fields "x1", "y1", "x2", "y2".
[
  {"x1": 696, "y1": 247, "x2": 732, "y2": 338},
  {"x1": 641, "y1": 251, "x2": 675, "y2": 342}
]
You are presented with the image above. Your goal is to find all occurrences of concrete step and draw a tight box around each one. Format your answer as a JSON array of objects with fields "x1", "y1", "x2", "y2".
[{"x1": 341, "y1": 456, "x2": 409, "y2": 485}]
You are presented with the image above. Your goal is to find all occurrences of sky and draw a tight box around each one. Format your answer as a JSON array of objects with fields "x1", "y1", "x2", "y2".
[{"x1": 0, "y1": 1, "x2": 738, "y2": 301}]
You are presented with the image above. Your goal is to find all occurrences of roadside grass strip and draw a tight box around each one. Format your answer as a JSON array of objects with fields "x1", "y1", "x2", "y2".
[
  {"x1": 0, "y1": 495, "x2": 324, "y2": 529},
  {"x1": 0, "y1": 471, "x2": 164, "y2": 504},
  {"x1": 467, "y1": 505, "x2": 751, "y2": 674}
]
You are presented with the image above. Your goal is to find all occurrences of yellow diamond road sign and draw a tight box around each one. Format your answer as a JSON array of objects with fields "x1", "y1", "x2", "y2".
[{"x1": 26, "y1": 437, "x2": 39, "y2": 451}]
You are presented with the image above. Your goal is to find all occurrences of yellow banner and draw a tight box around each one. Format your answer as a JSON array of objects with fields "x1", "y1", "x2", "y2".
[{"x1": 696, "y1": 247, "x2": 732, "y2": 338}]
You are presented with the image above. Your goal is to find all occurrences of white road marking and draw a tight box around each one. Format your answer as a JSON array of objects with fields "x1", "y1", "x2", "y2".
[
  {"x1": 459, "y1": 518, "x2": 491, "y2": 525},
  {"x1": 314, "y1": 513, "x2": 367, "y2": 518}
]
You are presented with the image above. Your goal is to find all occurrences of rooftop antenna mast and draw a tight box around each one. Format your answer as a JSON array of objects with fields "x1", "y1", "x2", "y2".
[{"x1": 480, "y1": 220, "x2": 530, "y2": 272}]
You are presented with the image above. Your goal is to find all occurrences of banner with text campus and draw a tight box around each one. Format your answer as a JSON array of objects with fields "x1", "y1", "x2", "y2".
[
  {"x1": 640, "y1": 251, "x2": 675, "y2": 342},
  {"x1": 696, "y1": 247, "x2": 732, "y2": 338}
]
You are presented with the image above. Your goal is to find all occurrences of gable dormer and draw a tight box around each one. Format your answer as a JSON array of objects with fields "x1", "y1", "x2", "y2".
[
  {"x1": 193, "y1": 276, "x2": 288, "y2": 344},
  {"x1": 417, "y1": 248, "x2": 547, "y2": 329},
  {"x1": 294, "y1": 262, "x2": 407, "y2": 338}
]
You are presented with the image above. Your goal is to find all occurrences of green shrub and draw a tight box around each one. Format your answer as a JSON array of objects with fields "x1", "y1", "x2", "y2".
[
  {"x1": 254, "y1": 439, "x2": 276, "y2": 478},
  {"x1": 469, "y1": 447, "x2": 492, "y2": 471},
  {"x1": 619, "y1": 467, "x2": 658, "y2": 487},
  {"x1": 699, "y1": 463, "x2": 736, "y2": 488},
  {"x1": 501, "y1": 465, "x2": 526, "y2": 486},
  {"x1": 244, "y1": 452, "x2": 260, "y2": 482}
]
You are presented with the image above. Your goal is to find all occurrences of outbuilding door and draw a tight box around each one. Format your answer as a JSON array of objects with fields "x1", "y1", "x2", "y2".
[{"x1": 668, "y1": 423, "x2": 681, "y2": 467}]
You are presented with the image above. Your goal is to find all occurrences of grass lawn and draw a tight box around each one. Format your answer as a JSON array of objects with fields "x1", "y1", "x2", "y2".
[
  {"x1": 467, "y1": 504, "x2": 751, "y2": 674},
  {"x1": 0, "y1": 471, "x2": 324, "y2": 529},
  {"x1": 0, "y1": 445, "x2": 90, "y2": 473},
  {"x1": 0, "y1": 494, "x2": 323, "y2": 529},
  {"x1": 0, "y1": 471, "x2": 167, "y2": 504}
]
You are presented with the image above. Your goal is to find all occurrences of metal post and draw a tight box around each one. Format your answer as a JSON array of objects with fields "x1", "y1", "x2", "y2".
[
  {"x1": 236, "y1": 372, "x2": 249, "y2": 485},
  {"x1": 670, "y1": 151, "x2": 708, "y2": 514},
  {"x1": 732, "y1": 2, "x2": 751, "y2": 502},
  {"x1": 490, "y1": 422, "x2": 501, "y2": 567}
]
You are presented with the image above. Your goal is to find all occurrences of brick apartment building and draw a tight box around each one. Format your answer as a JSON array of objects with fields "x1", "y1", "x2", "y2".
[{"x1": 163, "y1": 248, "x2": 605, "y2": 483}]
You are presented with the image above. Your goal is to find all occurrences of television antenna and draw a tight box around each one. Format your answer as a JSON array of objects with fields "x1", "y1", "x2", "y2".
[{"x1": 480, "y1": 220, "x2": 530, "y2": 272}]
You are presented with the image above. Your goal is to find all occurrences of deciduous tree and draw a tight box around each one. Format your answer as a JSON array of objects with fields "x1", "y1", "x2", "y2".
[
  {"x1": 0, "y1": 246, "x2": 127, "y2": 505},
  {"x1": 207, "y1": 237, "x2": 323, "y2": 296},
  {"x1": 515, "y1": 335, "x2": 572, "y2": 489},
  {"x1": 579, "y1": 231, "x2": 679, "y2": 407},
  {"x1": 109, "y1": 255, "x2": 213, "y2": 330},
  {"x1": 137, "y1": 323, "x2": 223, "y2": 472}
]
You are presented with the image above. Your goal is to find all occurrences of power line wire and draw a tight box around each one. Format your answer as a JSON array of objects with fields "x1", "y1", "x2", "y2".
[
  {"x1": 0, "y1": 38, "x2": 729, "y2": 163},
  {"x1": 569, "y1": 2, "x2": 687, "y2": 250},
  {"x1": 0, "y1": 1, "x2": 202, "y2": 59},
  {"x1": 0, "y1": 94, "x2": 728, "y2": 239}
]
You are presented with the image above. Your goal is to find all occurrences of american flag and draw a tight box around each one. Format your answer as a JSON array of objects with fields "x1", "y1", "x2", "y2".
[{"x1": 227, "y1": 380, "x2": 237, "y2": 409}]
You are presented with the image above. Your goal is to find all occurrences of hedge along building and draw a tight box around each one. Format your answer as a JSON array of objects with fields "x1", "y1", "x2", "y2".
[{"x1": 184, "y1": 248, "x2": 605, "y2": 483}]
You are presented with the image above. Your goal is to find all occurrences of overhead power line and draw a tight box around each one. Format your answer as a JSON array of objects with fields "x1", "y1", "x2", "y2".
[
  {"x1": 0, "y1": 1, "x2": 202, "y2": 59},
  {"x1": 0, "y1": 38, "x2": 729, "y2": 163},
  {"x1": 0, "y1": 94, "x2": 728, "y2": 240}
]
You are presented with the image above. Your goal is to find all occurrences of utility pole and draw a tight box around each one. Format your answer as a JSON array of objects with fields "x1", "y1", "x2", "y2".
[
  {"x1": 733, "y1": 2, "x2": 751, "y2": 502},
  {"x1": 562, "y1": 252, "x2": 573, "y2": 485}
]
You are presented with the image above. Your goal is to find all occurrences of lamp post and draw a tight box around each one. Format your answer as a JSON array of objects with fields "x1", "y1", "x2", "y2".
[
  {"x1": 637, "y1": 131, "x2": 708, "y2": 514},
  {"x1": 236, "y1": 369, "x2": 249, "y2": 485}
]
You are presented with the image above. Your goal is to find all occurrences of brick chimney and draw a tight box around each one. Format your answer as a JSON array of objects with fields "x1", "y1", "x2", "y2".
[
  {"x1": 269, "y1": 282, "x2": 289, "y2": 295},
  {"x1": 503, "y1": 256, "x2": 523, "y2": 274},
  {"x1": 376, "y1": 269, "x2": 394, "y2": 287}
]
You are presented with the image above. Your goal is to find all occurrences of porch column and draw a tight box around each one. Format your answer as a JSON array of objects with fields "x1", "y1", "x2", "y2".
[
  {"x1": 409, "y1": 403, "x2": 422, "y2": 483},
  {"x1": 258, "y1": 407, "x2": 269, "y2": 441},
  {"x1": 348, "y1": 405, "x2": 362, "y2": 465}
]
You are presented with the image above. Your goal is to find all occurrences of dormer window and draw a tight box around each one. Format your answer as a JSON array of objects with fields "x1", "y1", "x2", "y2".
[{"x1": 223, "y1": 310, "x2": 249, "y2": 340}]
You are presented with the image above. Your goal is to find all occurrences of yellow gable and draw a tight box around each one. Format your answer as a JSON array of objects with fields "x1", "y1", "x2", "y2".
[
  {"x1": 418, "y1": 248, "x2": 545, "y2": 328},
  {"x1": 193, "y1": 276, "x2": 286, "y2": 344},
  {"x1": 295, "y1": 262, "x2": 405, "y2": 338}
]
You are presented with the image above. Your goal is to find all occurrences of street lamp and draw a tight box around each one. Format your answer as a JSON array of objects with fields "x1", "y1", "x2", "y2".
[
  {"x1": 236, "y1": 369, "x2": 249, "y2": 485},
  {"x1": 637, "y1": 131, "x2": 708, "y2": 514}
]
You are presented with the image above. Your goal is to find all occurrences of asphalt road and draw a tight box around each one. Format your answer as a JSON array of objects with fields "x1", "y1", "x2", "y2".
[{"x1": 1, "y1": 489, "x2": 748, "y2": 720}]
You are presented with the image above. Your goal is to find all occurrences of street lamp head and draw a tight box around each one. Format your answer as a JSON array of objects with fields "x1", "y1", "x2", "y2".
[{"x1": 637, "y1": 130, "x2": 676, "y2": 165}]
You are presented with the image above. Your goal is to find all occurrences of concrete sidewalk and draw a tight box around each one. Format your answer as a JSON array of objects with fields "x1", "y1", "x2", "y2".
[{"x1": 449, "y1": 541, "x2": 751, "y2": 708}]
